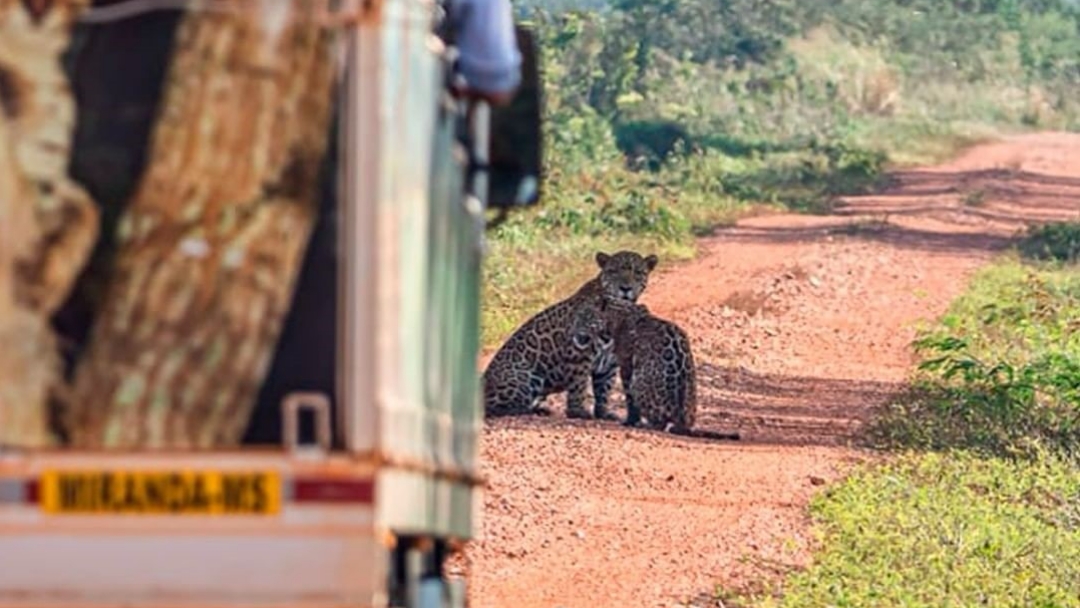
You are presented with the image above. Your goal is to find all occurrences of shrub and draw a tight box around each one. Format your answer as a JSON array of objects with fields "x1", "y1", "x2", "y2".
[
  {"x1": 868, "y1": 261, "x2": 1080, "y2": 458},
  {"x1": 1019, "y1": 221, "x2": 1080, "y2": 264}
]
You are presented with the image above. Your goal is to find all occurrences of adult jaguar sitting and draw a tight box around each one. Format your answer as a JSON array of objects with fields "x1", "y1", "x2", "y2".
[{"x1": 482, "y1": 250, "x2": 658, "y2": 419}]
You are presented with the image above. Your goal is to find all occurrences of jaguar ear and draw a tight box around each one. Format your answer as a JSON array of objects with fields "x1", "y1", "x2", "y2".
[
  {"x1": 644, "y1": 254, "x2": 658, "y2": 271},
  {"x1": 595, "y1": 252, "x2": 610, "y2": 269}
]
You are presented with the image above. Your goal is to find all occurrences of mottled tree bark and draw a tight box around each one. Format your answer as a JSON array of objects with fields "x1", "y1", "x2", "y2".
[
  {"x1": 0, "y1": 0, "x2": 96, "y2": 447},
  {"x1": 0, "y1": 90, "x2": 56, "y2": 448},
  {"x1": 66, "y1": 2, "x2": 338, "y2": 448}
]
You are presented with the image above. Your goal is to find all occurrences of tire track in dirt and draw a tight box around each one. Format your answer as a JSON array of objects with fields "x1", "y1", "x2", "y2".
[{"x1": 458, "y1": 132, "x2": 1080, "y2": 607}]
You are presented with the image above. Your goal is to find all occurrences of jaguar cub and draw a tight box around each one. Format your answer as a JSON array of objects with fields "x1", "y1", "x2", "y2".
[
  {"x1": 605, "y1": 301, "x2": 739, "y2": 440},
  {"x1": 483, "y1": 250, "x2": 658, "y2": 419},
  {"x1": 482, "y1": 298, "x2": 611, "y2": 417}
]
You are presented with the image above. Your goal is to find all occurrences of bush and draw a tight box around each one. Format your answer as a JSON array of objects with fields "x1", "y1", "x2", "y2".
[
  {"x1": 533, "y1": 188, "x2": 690, "y2": 239},
  {"x1": 868, "y1": 260, "x2": 1080, "y2": 458},
  {"x1": 613, "y1": 120, "x2": 696, "y2": 170},
  {"x1": 1019, "y1": 221, "x2": 1080, "y2": 263}
]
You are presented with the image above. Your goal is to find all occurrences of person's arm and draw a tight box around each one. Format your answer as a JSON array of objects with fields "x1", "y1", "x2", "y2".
[{"x1": 450, "y1": 0, "x2": 522, "y2": 105}]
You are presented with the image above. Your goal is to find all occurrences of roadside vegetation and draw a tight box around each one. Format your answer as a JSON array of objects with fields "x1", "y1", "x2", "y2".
[
  {"x1": 483, "y1": 0, "x2": 1080, "y2": 347},
  {"x1": 724, "y1": 229, "x2": 1080, "y2": 607},
  {"x1": 870, "y1": 247, "x2": 1080, "y2": 459},
  {"x1": 738, "y1": 451, "x2": 1080, "y2": 607}
]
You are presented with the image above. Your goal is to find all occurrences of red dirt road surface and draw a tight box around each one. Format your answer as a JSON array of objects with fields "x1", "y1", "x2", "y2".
[{"x1": 457, "y1": 132, "x2": 1080, "y2": 607}]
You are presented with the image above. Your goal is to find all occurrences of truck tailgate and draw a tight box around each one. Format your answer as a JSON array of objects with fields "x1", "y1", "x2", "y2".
[{"x1": 0, "y1": 451, "x2": 384, "y2": 608}]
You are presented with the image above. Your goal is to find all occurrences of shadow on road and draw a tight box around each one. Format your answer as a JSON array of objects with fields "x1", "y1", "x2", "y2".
[
  {"x1": 483, "y1": 363, "x2": 905, "y2": 448},
  {"x1": 694, "y1": 363, "x2": 904, "y2": 447},
  {"x1": 711, "y1": 166, "x2": 1080, "y2": 256}
]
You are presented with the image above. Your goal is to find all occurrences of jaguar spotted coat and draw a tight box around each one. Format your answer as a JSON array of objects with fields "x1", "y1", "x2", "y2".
[
  {"x1": 605, "y1": 300, "x2": 697, "y2": 432},
  {"x1": 483, "y1": 250, "x2": 658, "y2": 419},
  {"x1": 604, "y1": 300, "x2": 740, "y2": 440},
  {"x1": 482, "y1": 296, "x2": 611, "y2": 418}
]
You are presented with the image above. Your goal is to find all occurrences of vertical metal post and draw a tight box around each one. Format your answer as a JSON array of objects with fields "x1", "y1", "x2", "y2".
[
  {"x1": 337, "y1": 16, "x2": 381, "y2": 454},
  {"x1": 468, "y1": 101, "x2": 490, "y2": 208},
  {"x1": 465, "y1": 102, "x2": 491, "y2": 252}
]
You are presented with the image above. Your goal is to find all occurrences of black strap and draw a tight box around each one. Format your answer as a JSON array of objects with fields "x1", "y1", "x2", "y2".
[{"x1": 434, "y1": 0, "x2": 456, "y2": 47}]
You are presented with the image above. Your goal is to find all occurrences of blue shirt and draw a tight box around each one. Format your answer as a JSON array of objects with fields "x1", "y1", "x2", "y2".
[{"x1": 448, "y1": 0, "x2": 523, "y2": 96}]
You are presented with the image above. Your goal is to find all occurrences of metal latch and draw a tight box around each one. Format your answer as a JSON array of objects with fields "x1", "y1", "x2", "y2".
[{"x1": 282, "y1": 392, "x2": 333, "y2": 455}]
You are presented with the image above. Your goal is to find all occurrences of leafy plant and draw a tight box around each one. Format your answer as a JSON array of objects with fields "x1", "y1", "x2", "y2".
[
  {"x1": 868, "y1": 261, "x2": 1080, "y2": 458},
  {"x1": 1019, "y1": 221, "x2": 1080, "y2": 263}
]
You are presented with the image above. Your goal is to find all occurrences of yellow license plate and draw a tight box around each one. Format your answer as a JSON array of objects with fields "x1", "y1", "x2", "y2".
[{"x1": 39, "y1": 470, "x2": 282, "y2": 515}]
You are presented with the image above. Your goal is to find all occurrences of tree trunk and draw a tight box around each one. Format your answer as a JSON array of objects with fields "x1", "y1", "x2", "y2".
[
  {"x1": 0, "y1": 0, "x2": 96, "y2": 447},
  {"x1": 65, "y1": 2, "x2": 338, "y2": 449},
  {"x1": 0, "y1": 89, "x2": 56, "y2": 448}
]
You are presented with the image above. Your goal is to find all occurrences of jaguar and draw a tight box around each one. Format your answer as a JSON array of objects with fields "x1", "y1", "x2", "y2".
[
  {"x1": 482, "y1": 250, "x2": 658, "y2": 419},
  {"x1": 605, "y1": 300, "x2": 739, "y2": 440}
]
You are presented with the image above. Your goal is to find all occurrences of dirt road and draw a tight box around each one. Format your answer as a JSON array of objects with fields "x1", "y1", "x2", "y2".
[{"x1": 457, "y1": 132, "x2": 1080, "y2": 607}]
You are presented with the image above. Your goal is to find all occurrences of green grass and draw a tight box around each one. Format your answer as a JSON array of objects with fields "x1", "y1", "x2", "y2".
[
  {"x1": 841, "y1": 118, "x2": 1010, "y2": 168},
  {"x1": 483, "y1": 1, "x2": 1080, "y2": 351},
  {"x1": 731, "y1": 452, "x2": 1080, "y2": 608}
]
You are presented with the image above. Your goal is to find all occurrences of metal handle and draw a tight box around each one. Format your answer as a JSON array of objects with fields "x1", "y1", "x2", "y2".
[
  {"x1": 281, "y1": 392, "x2": 333, "y2": 454},
  {"x1": 469, "y1": 101, "x2": 490, "y2": 204},
  {"x1": 466, "y1": 100, "x2": 492, "y2": 250}
]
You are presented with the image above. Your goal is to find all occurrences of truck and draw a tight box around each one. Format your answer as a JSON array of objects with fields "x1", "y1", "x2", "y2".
[{"x1": 0, "y1": 1, "x2": 542, "y2": 607}]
